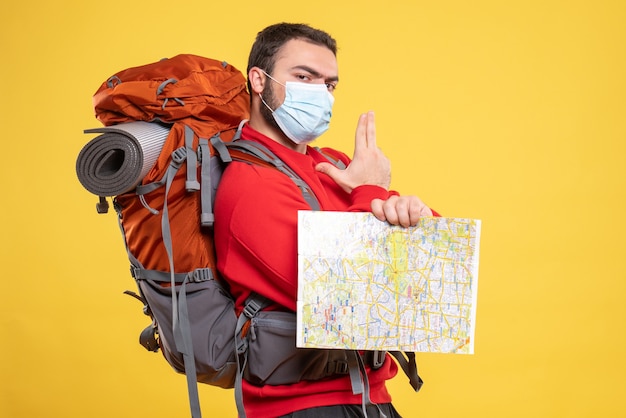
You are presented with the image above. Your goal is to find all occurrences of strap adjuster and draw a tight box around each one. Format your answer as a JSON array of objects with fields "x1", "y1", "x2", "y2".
[
  {"x1": 242, "y1": 298, "x2": 264, "y2": 319},
  {"x1": 325, "y1": 360, "x2": 349, "y2": 375},
  {"x1": 130, "y1": 266, "x2": 142, "y2": 279},
  {"x1": 188, "y1": 268, "x2": 214, "y2": 283},
  {"x1": 171, "y1": 147, "x2": 187, "y2": 165}
]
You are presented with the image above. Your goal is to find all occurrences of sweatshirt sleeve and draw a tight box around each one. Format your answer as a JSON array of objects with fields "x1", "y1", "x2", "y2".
[
  {"x1": 350, "y1": 186, "x2": 441, "y2": 217},
  {"x1": 348, "y1": 185, "x2": 391, "y2": 211}
]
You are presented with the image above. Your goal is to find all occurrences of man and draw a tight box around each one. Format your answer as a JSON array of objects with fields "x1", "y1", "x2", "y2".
[{"x1": 214, "y1": 23, "x2": 437, "y2": 418}]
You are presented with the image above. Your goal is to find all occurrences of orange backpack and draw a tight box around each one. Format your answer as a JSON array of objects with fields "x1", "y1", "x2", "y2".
[
  {"x1": 77, "y1": 54, "x2": 341, "y2": 418},
  {"x1": 78, "y1": 55, "x2": 257, "y2": 418},
  {"x1": 92, "y1": 54, "x2": 249, "y2": 274}
]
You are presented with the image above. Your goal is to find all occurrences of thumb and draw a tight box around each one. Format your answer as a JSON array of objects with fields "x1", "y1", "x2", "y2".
[
  {"x1": 315, "y1": 161, "x2": 340, "y2": 178},
  {"x1": 316, "y1": 162, "x2": 352, "y2": 193}
]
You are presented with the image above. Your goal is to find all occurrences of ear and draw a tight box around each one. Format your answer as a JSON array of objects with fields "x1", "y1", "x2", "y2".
[{"x1": 248, "y1": 67, "x2": 266, "y2": 95}]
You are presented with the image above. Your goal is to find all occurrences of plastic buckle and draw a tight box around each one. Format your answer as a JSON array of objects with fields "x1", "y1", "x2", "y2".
[
  {"x1": 242, "y1": 299, "x2": 262, "y2": 319},
  {"x1": 371, "y1": 350, "x2": 386, "y2": 369},
  {"x1": 197, "y1": 138, "x2": 209, "y2": 162},
  {"x1": 335, "y1": 360, "x2": 349, "y2": 374},
  {"x1": 139, "y1": 324, "x2": 159, "y2": 352},
  {"x1": 170, "y1": 147, "x2": 187, "y2": 166},
  {"x1": 129, "y1": 266, "x2": 141, "y2": 279},
  {"x1": 96, "y1": 196, "x2": 109, "y2": 214},
  {"x1": 326, "y1": 360, "x2": 349, "y2": 375},
  {"x1": 236, "y1": 336, "x2": 248, "y2": 355},
  {"x1": 190, "y1": 268, "x2": 213, "y2": 283}
]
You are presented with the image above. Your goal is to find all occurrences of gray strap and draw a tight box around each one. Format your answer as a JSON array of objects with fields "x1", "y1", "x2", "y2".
[
  {"x1": 107, "y1": 75, "x2": 122, "y2": 88},
  {"x1": 234, "y1": 312, "x2": 249, "y2": 418},
  {"x1": 222, "y1": 139, "x2": 321, "y2": 211},
  {"x1": 157, "y1": 78, "x2": 185, "y2": 109},
  {"x1": 128, "y1": 146, "x2": 202, "y2": 417},
  {"x1": 347, "y1": 351, "x2": 364, "y2": 396},
  {"x1": 346, "y1": 351, "x2": 387, "y2": 418},
  {"x1": 131, "y1": 266, "x2": 213, "y2": 284},
  {"x1": 211, "y1": 134, "x2": 232, "y2": 163},
  {"x1": 176, "y1": 274, "x2": 201, "y2": 418},
  {"x1": 233, "y1": 119, "x2": 247, "y2": 140},
  {"x1": 198, "y1": 138, "x2": 214, "y2": 227},
  {"x1": 158, "y1": 150, "x2": 202, "y2": 418},
  {"x1": 314, "y1": 146, "x2": 347, "y2": 170},
  {"x1": 135, "y1": 147, "x2": 186, "y2": 196},
  {"x1": 156, "y1": 78, "x2": 178, "y2": 95},
  {"x1": 234, "y1": 295, "x2": 272, "y2": 418},
  {"x1": 236, "y1": 140, "x2": 320, "y2": 210},
  {"x1": 355, "y1": 352, "x2": 372, "y2": 418},
  {"x1": 184, "y1": 125, "x2": 200, "y2": 191}
]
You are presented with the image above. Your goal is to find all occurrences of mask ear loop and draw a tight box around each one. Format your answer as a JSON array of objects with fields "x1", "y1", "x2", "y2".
[
  {"x1": 258, "y1": 69, "x2": 282, "y2": 113},
  {"x1": 259, "y1": 93, "x2": 275, "y2": 113},
  {"x1": 260, "y1": 69, "x2": 284, "y2": 86}
]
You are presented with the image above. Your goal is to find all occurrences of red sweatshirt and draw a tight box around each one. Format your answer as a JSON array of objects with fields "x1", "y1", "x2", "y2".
[{"x1": 214, "y1": 124, "x2": 430, "y2": 417}]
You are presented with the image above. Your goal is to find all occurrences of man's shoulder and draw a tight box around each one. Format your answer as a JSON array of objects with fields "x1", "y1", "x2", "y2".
[
  {"x1": 310, "y1": 146, "x2": 350, "y2": 166},
  {"x1": 218, "y1": 158, "x2": 298, "y2": 199}
]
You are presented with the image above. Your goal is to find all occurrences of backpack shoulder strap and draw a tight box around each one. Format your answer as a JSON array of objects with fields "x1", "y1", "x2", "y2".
[
  {"x1": 313, "y1": 146, "x2": 347, "y2": 170},
  {"x1": 211, "y1": 136, "x2": 323, "y2": 211}
]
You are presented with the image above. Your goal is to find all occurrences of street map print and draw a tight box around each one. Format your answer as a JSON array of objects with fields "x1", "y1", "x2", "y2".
[{"x1": 296, "y1": 211, "x2": 481, "y2": 354}]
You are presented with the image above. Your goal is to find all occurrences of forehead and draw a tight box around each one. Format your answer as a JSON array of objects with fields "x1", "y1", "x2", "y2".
[{"x1": 274, "y1": 38, "x2": 338, "y2": 77}]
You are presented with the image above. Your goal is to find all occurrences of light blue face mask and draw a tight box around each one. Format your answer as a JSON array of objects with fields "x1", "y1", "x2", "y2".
[{"x1": 260, "y1": 71, "x2": 335, "y2": 144}]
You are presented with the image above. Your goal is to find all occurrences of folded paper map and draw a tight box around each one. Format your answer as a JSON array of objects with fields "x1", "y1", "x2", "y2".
[{"x1": 296, "y1": 211, "x2": 481, "y2": 354}]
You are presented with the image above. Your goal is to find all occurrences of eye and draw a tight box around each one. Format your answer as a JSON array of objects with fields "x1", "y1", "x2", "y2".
[{"x1": 326, "y1": 82, "x2": 337, "y2": 92}]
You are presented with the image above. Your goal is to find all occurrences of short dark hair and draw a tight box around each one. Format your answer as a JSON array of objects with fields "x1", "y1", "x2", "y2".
[{"x1": 246, "y1": 23, "x2": 337, "y2": 91}]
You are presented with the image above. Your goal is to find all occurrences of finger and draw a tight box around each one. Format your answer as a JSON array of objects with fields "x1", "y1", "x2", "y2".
[
  {"x1": 393, "y1": 197, "x2": 412, "y2": 228},
  {"x1": 315, "y1": 161, "x2": 335, "y2": 175},
  {"x1": 408, "y1": 198, "x2": 423, "y2": 227},
  {"x1": 315, "y1": 161, "x2": 343, "y2": 183},
  {"x1": 381, "y1": 195, "x2": 400, "y2": 226},
  {"x1": 365, "y1": 111, "x2": 376, "y2": 149},
  {"x1": 354, "y1": 113, "x2": 368, "y2": 155},
  {"x1": 408, "y1": 197, "x2": 433, "y2": 226},
  {"x1": 370, "y1": 198, "x2": 386, "y2": 222}
]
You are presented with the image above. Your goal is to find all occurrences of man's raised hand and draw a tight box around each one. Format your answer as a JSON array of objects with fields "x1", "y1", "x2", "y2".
[{"x1": 316, "y1": 111, "x2": 391, "y2": 193}]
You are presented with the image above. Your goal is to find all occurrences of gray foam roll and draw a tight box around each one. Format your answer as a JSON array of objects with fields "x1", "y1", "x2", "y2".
[{"x1": 76, "y1": 121, "x2": 170, "y2": 196}]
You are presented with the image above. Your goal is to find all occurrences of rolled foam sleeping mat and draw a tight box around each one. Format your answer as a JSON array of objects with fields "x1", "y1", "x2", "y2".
[{"x1": 76, "y1": 121, "x2": 170, "y2": 196}]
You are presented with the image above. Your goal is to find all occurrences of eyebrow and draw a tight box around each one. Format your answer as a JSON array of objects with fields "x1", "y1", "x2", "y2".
[{"x1": 292, "y1": 65, "x2": 339, "y2": 83}]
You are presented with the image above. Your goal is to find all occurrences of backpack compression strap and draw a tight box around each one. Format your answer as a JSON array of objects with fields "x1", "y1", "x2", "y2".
[{"x1": 130, "y1": 124, "x2": 209, "y2": 418}]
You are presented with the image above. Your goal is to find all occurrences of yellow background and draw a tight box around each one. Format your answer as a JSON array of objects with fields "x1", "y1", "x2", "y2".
[{"x1": 1, "y1": 1, "x2": 624, "y2": 417}]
